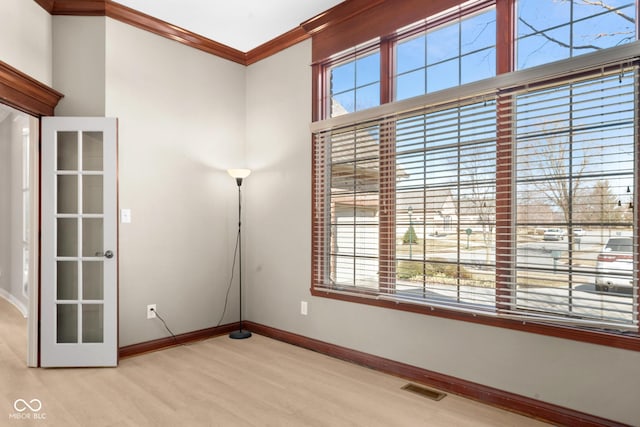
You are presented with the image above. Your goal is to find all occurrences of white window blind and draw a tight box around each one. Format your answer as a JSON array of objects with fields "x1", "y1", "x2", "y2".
[
  {"x1": 328, "y1": 123, "x2": 380, "y2": 289},
  {"x1": 313, "y1": 52, "x2": 639, "y2": 331},
  {"x1": 508, "y1": 67, "x2": 638, "y2": 328},
  {"x1": 393, "y1": 99, "x2": 497, "y2": 309}
]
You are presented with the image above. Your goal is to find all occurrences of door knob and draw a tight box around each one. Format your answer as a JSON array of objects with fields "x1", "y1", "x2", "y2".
[{"x1": 104, "y1": 250, "x2": 114, "y2": 259}]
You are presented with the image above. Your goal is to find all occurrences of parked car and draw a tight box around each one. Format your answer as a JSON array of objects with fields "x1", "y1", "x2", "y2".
[
  {"x1": 543, "y1": 228, "x2": 565, "y2": 241},
  {"x1": 595, "y1": 237, "x2": 634, "y2": 292},
  {"x1": 573, "y1": 228, "x2": 586, "y2": 237}
]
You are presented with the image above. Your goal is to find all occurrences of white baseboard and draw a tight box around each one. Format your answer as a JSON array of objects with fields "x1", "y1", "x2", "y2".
[{"x1": 0, "y1": 288, "x2": 28, "y2": 317}]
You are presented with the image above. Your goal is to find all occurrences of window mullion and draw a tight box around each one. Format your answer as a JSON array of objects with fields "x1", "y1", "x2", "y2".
[
  {"x1": 456, "y1": 108, "x2": 462, "y2": 302},
  {"x1": 567, "y1": 85, "x2": 575, "y2": 314},
  {"x1": 379, "y1": 120, "x2": 397, "y2": 294},
  {"x1": 380, "y1": 37, "x2": 392, "y2": 105},
  {"x1": 496, "y1": 92, "x2": 514, "y2": 311},
  {"x1": 496, "y1": 0, "x2": 515, "y2": 74},
  {"x1": 312, "y1": 132, "x2": 330, "y2": 290},
  {"x1": 378, "y1": 36, "x2": 394, "y2": 294}
]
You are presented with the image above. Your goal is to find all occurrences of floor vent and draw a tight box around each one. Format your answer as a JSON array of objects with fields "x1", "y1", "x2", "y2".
[{"x1": 401, "y1": 383, "x2": 447, "y2": 401}]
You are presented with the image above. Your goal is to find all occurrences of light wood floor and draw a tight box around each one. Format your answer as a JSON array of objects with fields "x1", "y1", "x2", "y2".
[{"x1": 1, "y1": 298, "x2": 550, "y2": 426}]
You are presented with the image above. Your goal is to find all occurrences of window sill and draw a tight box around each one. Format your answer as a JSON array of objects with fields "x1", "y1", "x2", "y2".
[{"x1": 310, "y1": 285, "x2": 640, "y2": 351}]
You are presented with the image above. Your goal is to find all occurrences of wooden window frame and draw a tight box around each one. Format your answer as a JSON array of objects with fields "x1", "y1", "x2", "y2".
[
  {"x1": 319, "y1": 41, "x2": 382, "y2": 119},
  {"x1": 310, "y1": 0, "x2": 640, "y2": 351}
]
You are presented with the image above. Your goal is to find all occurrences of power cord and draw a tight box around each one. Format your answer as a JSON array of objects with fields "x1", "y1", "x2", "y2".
[
  {"x1": 147, "y1": 228, "x2": 240, "y2": 342},
  {"x1": 150, "y1": 307, "x2": 177, "y2": 343},
  {"x1": 217, "y1": 227, "x2": 240, "y2": 326}
]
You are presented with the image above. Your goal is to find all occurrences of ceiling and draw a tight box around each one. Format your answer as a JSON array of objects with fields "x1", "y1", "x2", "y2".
[{"x1": 113, "y1": 0, "x2": 345, "y2": 52}]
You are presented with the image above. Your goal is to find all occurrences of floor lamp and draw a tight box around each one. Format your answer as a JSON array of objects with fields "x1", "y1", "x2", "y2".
[{"x1": 227, "y1": 169, "x2": 252, "y2": 339}]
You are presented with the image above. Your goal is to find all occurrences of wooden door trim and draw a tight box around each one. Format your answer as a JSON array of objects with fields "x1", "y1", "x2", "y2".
[{"x1": 0, "y1": 61, "x2": 63, "y2": 117}]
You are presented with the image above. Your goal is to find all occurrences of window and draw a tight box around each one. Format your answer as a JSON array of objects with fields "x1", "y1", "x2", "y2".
[
  {"x1": 328, "y1": 123, "x2": 381, "y2": 288},
  {"x1": 328, "y1": 46, "x2": 381, "y2": 117},
  {"x1": 517, "y1": 0, "x2": 637, "y2": 69},
  {"x1": 312, "y1": 0, "x2": 640, "y2": 347},
  {"x1": 513, "y1": 69, "x2": 636, "y2": 325},
  {"x1": 314, "y1": 60, "x2": 639, "y2": 337},
  {"x1": 395, "y1": 7, "x2": 496, "y2": 100},
  {"x1": 394, "y1": 101, "x2": 496, "y2": 307}
]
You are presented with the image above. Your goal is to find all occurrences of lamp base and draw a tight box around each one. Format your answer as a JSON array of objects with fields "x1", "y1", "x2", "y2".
[{"x1": 229, "y1": 329, "x2": 252, "y2": 339}]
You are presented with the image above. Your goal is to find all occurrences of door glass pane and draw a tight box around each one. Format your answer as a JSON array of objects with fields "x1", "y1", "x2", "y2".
[
  {"x1": 57, "y1": 175, "x2": 78, "y2": 214},
  {"x1": 82, "y1": 175, "x2": 103, "y2": 214},
  {"x1": 82, "y1": 304, "x2": 104, "y2": 343},
  {"x1": 57, "y1": 218, "x2": 78, "y2": 257},
  {"x1": 56, "y1": 304, "x2": 78, "y2": 343},
  {"x1": 57, "y1": 131, "x2": 78, "y2": 170},
  {"x1": 83, "y1": 261, "x2": 104, "y2": 300},
  {"x1": 82, "y1": 218, "x2": 103, "y2": 257},
  {"x1": 82, "y1": 132, "x2": 103, "y2": 171},
  {"x1": 57, "y1": 261, "x2": 78, "y2": 300}
]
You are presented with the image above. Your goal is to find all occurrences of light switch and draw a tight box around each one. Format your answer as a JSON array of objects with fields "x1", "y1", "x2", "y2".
[{"x1": 121, "y1": 209, "x2": 131, "y2": 223}]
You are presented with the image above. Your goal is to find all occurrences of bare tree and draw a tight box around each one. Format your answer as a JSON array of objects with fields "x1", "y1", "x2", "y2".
[
  {"x1": 520, "y1": 132, "x2": 589, "y2": 226},
  {"x1": 579, "y1": 0, "x2": 635, "y2": 24},
  {"x1": 519, "y1": 0, "x2": 635, "y2": 66}
]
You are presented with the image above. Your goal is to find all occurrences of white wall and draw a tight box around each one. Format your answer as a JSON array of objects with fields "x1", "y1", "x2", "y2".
[
  {"x1": 104, "y1": 19, "x2": 247, "y2": 346},
  {"x1": 0, "y1": 0, "x2": 52, "y2": 85},
  {"x1": 53, "y1": 16, "x2": 106, "y2": 116},
  {"x1": 244, "y1": 41, "x2": 313, "y2": 328},
  {"x1": 244, "y1": 40, "x2": 640, "y2": 426},
  {"x1": 51, "y1": 17, "x2": 247, "y2": 347}
]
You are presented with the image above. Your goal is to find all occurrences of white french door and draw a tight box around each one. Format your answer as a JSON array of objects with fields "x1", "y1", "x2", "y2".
[{"x1": 41, "y1": 117, "x2": 117, "y2": 367}]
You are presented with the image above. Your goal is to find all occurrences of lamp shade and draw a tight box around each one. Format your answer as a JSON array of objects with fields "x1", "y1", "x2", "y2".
[{"x1": 227, "y1": 169, "x2": 251, "y2": 179}]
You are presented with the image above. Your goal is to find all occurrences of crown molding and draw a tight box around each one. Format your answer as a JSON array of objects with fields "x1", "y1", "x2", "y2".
[
  {"x1": 37, "y1": 0, "x2": 246, "y2": 65},
  {"x1": 34, "y1": 0, "x2": 380, "y2": 65},
  {"x1": 33, "y1": 0, "x2": 54, "y2": 13},
  {"x1": 105, "y1": 2, "x2": 246, "y2": 65},
  {"x1": 246, "y1": 27, "x2": 310, "y2": 65},
  {"x1": 301, "y1": 0, "x2": 385, "y2": 35},
  {"x1": 52, "y1": 0, "x2": 106, "y2": 15},
  {"x1": 0, "y1": 61, "x2": 64, "y2": 116}
]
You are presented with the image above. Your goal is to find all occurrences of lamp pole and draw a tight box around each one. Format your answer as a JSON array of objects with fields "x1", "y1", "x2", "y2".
[{"x1": 227, "y1": 169, "x2": 252, "y2": 340}]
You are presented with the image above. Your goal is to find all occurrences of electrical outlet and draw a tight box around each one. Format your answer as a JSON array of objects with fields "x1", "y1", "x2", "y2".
[
  {"x1": 147, "y1": 304, "x2": 156, "y2": 319},
  {"x1": 300, "y1": 301, "x2": 308, "y2": 316}
]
